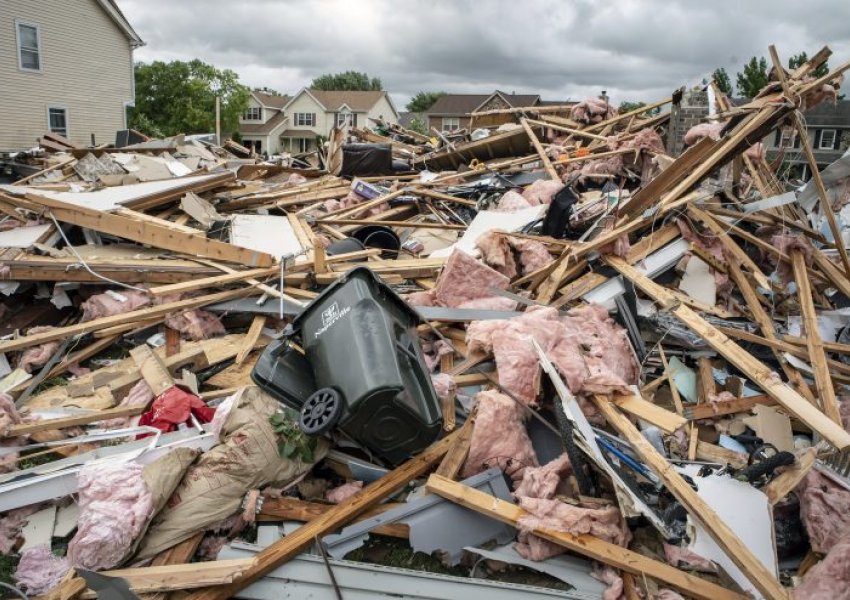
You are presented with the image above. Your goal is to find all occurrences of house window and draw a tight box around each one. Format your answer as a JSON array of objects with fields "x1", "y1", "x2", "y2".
[
  {"x1": 243, "y1": 107, "x2": 262, "y2": 120},
  {"x1": 294, "y1": 113, "x2": 316, "y2": 127},
  {"x1": 777, "y1": 128, "x2": 799, "y2": 149},
  {"x1": 16, "y1": 21, "x2": 41, "y2": 72},
  {"x1": 336, "y1": 112, "x2": 357, "y2": 128},
  {"x1": 820, "y1": 129, "x2": 837, "y2": 150},
  {"x1": 48, "y1": 107, "x2": 68, "y2": 137},
  {"x1": 442, "y1": 117, "x2": 460, "y2": 132}
]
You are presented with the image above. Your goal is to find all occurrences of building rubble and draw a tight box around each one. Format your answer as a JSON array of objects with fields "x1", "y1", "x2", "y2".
[{"x1": 1, "y1": 45, "x2": 850, "y2": 600}]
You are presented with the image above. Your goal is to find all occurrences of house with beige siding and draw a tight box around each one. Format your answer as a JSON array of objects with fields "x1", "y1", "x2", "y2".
[
  {"x1": 0, "y1": 0, "x2": 143, "y2": 153},
  {"x1": 238, "y1": 91, "x2": 290, "y2": 155},
  {"x1": 277, "y1": 89, "x2": 399, "y2": 154}
]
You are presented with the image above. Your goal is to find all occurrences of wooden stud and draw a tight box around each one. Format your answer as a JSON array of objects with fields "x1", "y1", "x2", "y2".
[
  {"x1": 520, "y1": 118, "x2": 560, "y2": 181},
  {"x1": 235, "y1": 316, "x2": 266, "y2": 366}
]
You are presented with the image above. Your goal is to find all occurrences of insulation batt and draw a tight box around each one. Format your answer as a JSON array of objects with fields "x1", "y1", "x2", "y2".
[
  {"x1": 772, "y1": 233, "x2": 813, "y2": 284},
  {"x1": 513, "y1": 453, "x2": 572, "y2": 501},
  {"x1": 570, "y1": 98, "x2": 617, "y2": 124},
  {"x1": 591, "y1": 564, "x2": 625, "y2": 600},
  {"x1": 476, "y1": 231, "x2": 554, "y2": 278},
  {"x1": 797, "y1": 469, "x2": 850, "y2": 553},
  {"x1": 466, "y1": 305, "x2": 638, "y2": 405},
  {"x1": 663, "y1": 542, "x2": 717, "y2": 572},
  {"x1": 0, "y1": 393, "x2": 21, "y2": 436},
  {"x1": 18, "y1": 326, "x2": 60, "y2": 373},
  {"x1": 164, "y1": 308, "x2": 225, "y2": 340},
  {"x1": 462, "y1": 390, "x2": 538, "y2": 483},
  {"x1": 521, "y1": 179, "x2": 564, "y2": 206},
  {"x1": 517, "y1": 497, "x2": 631, "y2": 546},
  {"x1": 430, "y1": 372, "x2": 456, "y2": 403},
  {"x1": 657, "y1": 591, "x2": 686, "y2": 600},
  {"x1": 684, "y1": 122, "x2": 725, "y2": 146},
  {"x1": 67, "y1": 461, "x2": 154, "y2": 571},
  {"x1": 496, "y1": 190, "x2": 532, "y2": 212},
  {"x1": 80, "y1": 290, "x2": 151, "y2": 322},
  {"x1": 326, "y1": 481, "x2": 364, "y2": 504},
  {"x1": 0, "y1": 506, "x2": 40, "y2": 554},
  {"x1": 101, "y1": 380, "x2": 153, "y2": 429},
  {"x1": 14, "y1": 545, "x2": 69, "y2": 596},
  {"x1": 792, "y1": 532, "x2": 850, "y2": 600}
]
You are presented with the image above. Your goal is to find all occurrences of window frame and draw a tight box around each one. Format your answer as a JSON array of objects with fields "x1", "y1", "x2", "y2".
[
  {"x1": 243, "y1": 106, "x2": 262, "y2": 121},
  {"x1": 15, "y1": 20, "x2": 42, "y2": 73},
  {"x1": 294, "y1": 112, "x2": 316, "y2": 127},
  {"x1": 442, "y1": 117, "x2": 460, "y2": 132},
  {"x1": 47, "y1": 105, "x2": 69, "y2": 138},
  {"x1": 820, "y1": 129, "x2": 837, "y2": 150}
]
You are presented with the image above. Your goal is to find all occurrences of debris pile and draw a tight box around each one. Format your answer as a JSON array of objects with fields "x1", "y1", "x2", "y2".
[{"x1": 1, "y1": 45, "x2": 850, "y2": 600}]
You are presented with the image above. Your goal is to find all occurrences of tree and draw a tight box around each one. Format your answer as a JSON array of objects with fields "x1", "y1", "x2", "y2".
[
  {"x1": 788, "y1": 52, "x2": 829, "y2": 78},
  {"x1": 712, "y1": 67, "x2": 733, "y2": 96},
  {"x1": 736, "y1": 56, "x2": 769, "y2": 98},
  {"x1": 129, "y1": 59, "x2": 250, "y2": 137},
  {"x1": 406, "y1": 91, "x2": 446, "y2": 113},
  {"x1": 310, "y1": 71, "x2": 382, "y2": 91},
  {"x1": 617, "y1": 101, "x2": 660, "y2": 116},
  {"x1": 406, "y1": 116, "x2": 429, "y2": 135}
]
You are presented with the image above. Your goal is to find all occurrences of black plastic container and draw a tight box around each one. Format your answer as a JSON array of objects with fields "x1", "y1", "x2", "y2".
[{"x1": 252, "y1": 267, "x2": 442, "y2": 465}]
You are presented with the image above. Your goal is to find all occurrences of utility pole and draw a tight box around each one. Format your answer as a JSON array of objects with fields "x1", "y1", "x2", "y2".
[{"x1": 215, "y1": 95, "x2": 221, "y2": 146}]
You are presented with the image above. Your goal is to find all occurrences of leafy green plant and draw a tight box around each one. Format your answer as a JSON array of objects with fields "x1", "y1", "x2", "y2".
[{"x1": 269, "y1": 411, "x2": 317, "y2": 463}]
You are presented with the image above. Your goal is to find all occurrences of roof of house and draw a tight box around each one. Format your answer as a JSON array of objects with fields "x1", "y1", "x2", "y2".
[
  {"x1": 98, "y1": 0, "x2": 144, "y2": 46},
  {"x1": 306, "y1": 90, "x2": 387, "y2": 112},
  {"x1": 280, "y1": 129, "x2": 318, "y2": 138},
  {"x1": 427, "y1": 91, "x2": 542, "y2": 116},
  {"x1": 254, "y1": 92, "x2": 290, "y2": 110},
  {"x1": 240, "y1": 112, "x2": 288, "y2": 135},
  {"x1": 801, "y1": 99, "x2": 850, "y2": 127}
]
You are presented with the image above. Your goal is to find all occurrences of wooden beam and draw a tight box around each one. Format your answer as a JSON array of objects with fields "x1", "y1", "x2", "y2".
[
  {"x1": 8, "y1": 404, "x2": 148, "y2": 436},
  {"x1": 520, "y1": 118, "x2": 560, "y2": 180},
  {"x1": 184, "y1": 430, "x2": 459, "y2": 600},
  {"x1": 258, "y1": 498, "x2": 408, "y2": 538},
  {"x1": 81, "y1": 559, "x2": 255, "y2": 597},
  {"x1": 610, "y1": 393, "x2": 687, "y2": 434},
  {"x1": 683, "y1": 394, "x2": 777, "y2": 420},
  {"x1": 605, "y1": 255, "x2": 850, "y2": 450},
  {"x1": 425, "y1": 475, "x2": 748, "y2": 600},
  {"x1": 149, "y1": 267, "x2": 279, "y2": 297},
  {"x1": 764, "y1": 448, "x2": 817, "y2": 505},
  {"x1": 435, "y1": 415, "x2": 475, "y2": 479},
  {"x1": 792, "y1": 249, "x2": 841, "y2": 423},
  {"x1": 592, "y1": 396, "x2": 788, "y2": 600},
  {"x1": 235, "y1": 316, "x2": 266, "y2": 365}
]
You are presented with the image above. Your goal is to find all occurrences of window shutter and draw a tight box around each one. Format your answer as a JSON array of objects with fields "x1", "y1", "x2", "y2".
[{"x1": 814, "y1": 130, "x2": 822, "y2": 148}]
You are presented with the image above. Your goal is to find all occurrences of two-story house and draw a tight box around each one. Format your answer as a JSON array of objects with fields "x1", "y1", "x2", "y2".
[
  {"x1": 0, "y1": 0, "x2": 144, "y2": 153},
  {"x1": 238, "y1": 90, "x2": 290, "y2": 155},
  {"x1": 764, "y1": 100, "x2": 850, "y2": 178},
  {"x1": 425, "y1": 91, "x2": 543, "y2": 132},
  {"x1": 279, "y1": 89, "x2": 399, "y2": 154}
]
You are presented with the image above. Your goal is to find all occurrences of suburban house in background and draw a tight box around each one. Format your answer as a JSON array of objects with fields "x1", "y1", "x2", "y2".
[
  {"x1": 425, "y1": 91, "x2": 553, "y2": 132},
  {"x1": 238, "y1": 90, "x2": 290, "y2": 155},
  {"x1": 0, "y1": 0, "x2": 143, "y2": 153},
  {"x1": 239, "y1": 89, "x2": 399, "y2": 156},
  {"x1": 764, "y1": 99, "x2": 850, "y2": 177}
]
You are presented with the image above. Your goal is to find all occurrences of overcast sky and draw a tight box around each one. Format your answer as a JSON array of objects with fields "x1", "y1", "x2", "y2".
[{"x1": 118, "y1": 0, "x2": 850, "y2": 110}]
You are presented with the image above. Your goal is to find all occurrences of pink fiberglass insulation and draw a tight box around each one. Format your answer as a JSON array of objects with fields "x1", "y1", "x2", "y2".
[
  {"x1": 513, "y1": 453, "x2": 572, "y2": 501},
  {"x1": 797, "y1": 469, "x2": 850, "y2": 554},
  {"x1": 466, "y1": 305, "x2": 638, "y2": 405},
  {"x1": 326, "y1": 481, "x2": 364, "y2": 504},
  {"x1": 422, "y1": 340, "x2": 453, "y2": 372},
  {"x1": 462, "y1": 390, "x2": 538, "y2": 483},
  {"x1": 708, "y1": 390, "x2": 737, "y2": 412},
  {"x1": 15, "y1": 545, "x2": 69, "y2": 596},
  {"x1": 578, "y1": 155, "x2": 625, "y2": 184},
  {"x1": 476, "y1": 231, "x2": 518, "y2": 278},
  {"x1": 745, "y1": 142, "x2": 766, "y2": 162},
  {"x1": 772, "y1": 233, "x2": 813, "y2": 284},
  {"x1": 657, "y1": 591, "x2": 686, "y2": 600},
  {"x1": 404, "y1": 289, "x2": 437, "y2": 307},
  {"x1": 80, "y1": 290, "x2": 151, "y2": 322},
  {"x1": 511, "y1": 237, "x2": 554, "y2": 274},
  {"x1": 591, "y1": 564, "x2": 625, "y2": 600},
  {"x1": 0, "y1": 506, "x2": 40, "y2": 554},
  {"x1": 792, "y1": 533, "x2": 850, "y2": 600},
  {"x1": 456, "y1": 296, "x2": 519, "y2": 310},
  {"x1": 517, "y1": 497, "x2": 631, "y2": 547},
  {"x1": 18, "y1": 326, "x2": 60, "y2": 374},
  {"x1": 0, "y1": 393, "x2": 22, "y2": 436},
  {"x1": 570, "y1": 98, "x2": 617, "y2": 125},
  {"x1": 432, "y1": 249, "x2": 512, "y2": 308},
  {"x1": 684, "y1": 122, "x2": 725, "y2": 146},
  {"x1": 663, "y1": 542, "x2": 717, "y2": 572},
  {"x1": 164, "y1": 308, "x2": 225, "y2": 341},
  {"x1": 0, "y1": 438, "x2": 25, "y2": 474},
  {"x1": 101, "y1": 380, "x2": 153, "y2": 429},
  {"x1": 430, "y1": 373, "x2": 456, "y2": 403},
  {"x1": 522, "y1": 179, "x2": 563, "y2": 206},
  {"x1": 67, "y1": 461, "x2": 154, "y2": 571},
  {"x1": 496, "y1": 190, "x2": 532, "y2": 212}
]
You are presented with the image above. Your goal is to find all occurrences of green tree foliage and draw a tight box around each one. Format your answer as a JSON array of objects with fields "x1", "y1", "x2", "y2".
[
  {"x1": 406, "y1": 91, "x2": 446, "y2": 113},
  {"x1": 406, "y1": 115, "x2": 429, "y2": 135},
  {"x1": 736, "y1": 57, "x2": 769, "y2": 98},
  {"x1": 617, "y1": 101, "x2": 660, "y2": 116},
  {"x1": 310, "y1": 71, "x2": 382, "y2": 91},
  {"x1": 129, "y1": 59, "x2": 250, "y2": 137},
  {"x1": 788, "y1": 52, "x2": 829, "y2": 77},
  {"x1": 712, "y1": 67, "x2": 733, "y2": 96}
]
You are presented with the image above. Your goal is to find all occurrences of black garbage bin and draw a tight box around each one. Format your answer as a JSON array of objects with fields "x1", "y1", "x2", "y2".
[{"x1": 252, "y1": 267, "x2": 443, "y2": 465}]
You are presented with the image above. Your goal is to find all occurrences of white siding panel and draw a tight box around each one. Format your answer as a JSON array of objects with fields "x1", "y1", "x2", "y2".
[{"x1": 1, "y1": 0, "x2": 134, "y2": 151}]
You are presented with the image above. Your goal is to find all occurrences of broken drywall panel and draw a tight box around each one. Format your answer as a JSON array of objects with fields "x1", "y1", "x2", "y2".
[
  {"x1": 430, "y1": 205, "x2": 545, "y2": 258},
  {"x1": 229, "y1": 214, "x2": 304, "y2": 260},
  {"x1": 679, "y1": 256, "x2": 716, "y2": 306},
  {"x1": 679, "y1": 465, "x2": 777, "y2": 600},
  {"x1": 0, "y1": 354, "x2": 11, "y2": 379},
  {"x1": 743, "y1": 191, "x2": 797, "y2": 214},
  {"x1": 668, "y1": 356, "x2": 698, "y2": 404},
  {"x1": 787, "y1": 309, "x2": 850, "y2": 342},
  {"x1": 322, "y1": 468, "x2": 514, "y2": 565},
  {"x1": 742, "y1": 405, "x2": 794, "y2": 453},
  {"x1": 180, "y1": 192, "x2": 222, "y2": 229},
  {"x1": 0, "y1": 224, "x2": 52, "y2": 248},
  {"x1": 53, "y1": 502, "x2": 79, "y2": 538},
  {"x1": 20, "y1": 505, "x2": 57, "y2": 551},
  {"x1": 0, "y1": 369, "x2": 31, "y2": 394}
]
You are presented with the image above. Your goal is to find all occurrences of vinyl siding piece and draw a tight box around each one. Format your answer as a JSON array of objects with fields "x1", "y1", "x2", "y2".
[{"x1": 0, "y1": 0, "x2": 137, "y2": 152}]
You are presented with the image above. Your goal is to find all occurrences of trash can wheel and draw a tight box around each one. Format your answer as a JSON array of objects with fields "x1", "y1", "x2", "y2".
[{"x1": 299, "y1": 387, "x2": 343, "y2": 435}]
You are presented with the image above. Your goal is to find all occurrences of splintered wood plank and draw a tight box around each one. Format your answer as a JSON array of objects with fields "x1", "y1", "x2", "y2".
[
  {"x1": 593, "y1": 397, "x2": 788, "y2": 600},
  {"x1": 435, "y1": 415, "x2": 475, "y2": 479},
  {"x1": 764, "y1": 448, "x2": 817, "y2": 505},
  {"x1": 610, "y1": 393, "x2": 686, "y2": 434},
  {"x1": 235, "y1": 316, "x2": 266, "y2": 366},
  {"x1": 425, "y1": 475, "x2": 748, "y2": 600},
  {"x1": 605, "y1": 255, "x2": 850, "y2": 450},
  {"x1": 258, "y1": 498, "x2": 408, "y2": 538},
  {"x1": 184, "y1": 431, "x2": 458, "y2": 600}
]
